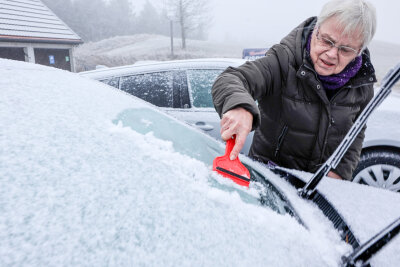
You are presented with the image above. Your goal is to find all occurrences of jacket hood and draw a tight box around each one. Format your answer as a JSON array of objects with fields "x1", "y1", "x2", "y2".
[{"x1": 280, "y1": 17, "x2": 317, "y2": 68}]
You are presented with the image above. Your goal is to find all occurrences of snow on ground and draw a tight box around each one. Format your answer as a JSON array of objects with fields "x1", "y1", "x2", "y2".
[
  {"x1": 0, "y1": 59, "x2": 352, "y2": 266},
  {"x1": 75, "y1": 34, "x2": 244, "y2": 71}
]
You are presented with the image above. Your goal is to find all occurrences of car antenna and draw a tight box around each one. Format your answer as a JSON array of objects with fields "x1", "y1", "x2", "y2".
[
  {"x1": 299, "y1": 63, "x2": 400, "y2": 199},
  {"x1": 341, "y1": 216, "x2": 400, "y2": 267}
]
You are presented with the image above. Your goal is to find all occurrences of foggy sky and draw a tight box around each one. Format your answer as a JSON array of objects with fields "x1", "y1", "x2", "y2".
[{"x1": 133, "y1": 0, "x2": 400, "y2": 46}]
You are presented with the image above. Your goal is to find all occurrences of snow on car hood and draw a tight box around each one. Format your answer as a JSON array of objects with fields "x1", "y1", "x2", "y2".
[
  {"x1": 0, "y1": 59, "x2": 351, "y2": 266},
  {"x1": 273, "y1": 167, "x2": 400, "y2": 267},
  {"x1": 3, "y1": 59, "x2": 400, "y2": 266}
]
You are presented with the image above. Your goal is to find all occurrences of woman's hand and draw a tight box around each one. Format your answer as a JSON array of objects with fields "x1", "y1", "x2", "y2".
[{"x1": 220, "y1": 107, "x2": 253, "y2": 160}]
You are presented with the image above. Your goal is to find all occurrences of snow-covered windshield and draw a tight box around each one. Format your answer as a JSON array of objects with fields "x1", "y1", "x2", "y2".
[{"x1": 112, "y1": 107, "x2": 297, "y2": 216}]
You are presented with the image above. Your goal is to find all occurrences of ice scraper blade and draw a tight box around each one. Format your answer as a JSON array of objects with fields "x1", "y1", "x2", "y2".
[{"x1": 212, "y1": 135, "x2": 251, "y2": 187}]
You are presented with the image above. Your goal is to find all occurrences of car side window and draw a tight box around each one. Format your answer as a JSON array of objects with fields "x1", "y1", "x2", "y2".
[
  {"x1": 99, "y1": 77, "x2": 119, "y2": 88},
  {"x1": 120, "y1": 71, "x2": 174, "y2": 108},
  {"x1": 187, "y1": 69, "x2": 223, "y2": 108}
]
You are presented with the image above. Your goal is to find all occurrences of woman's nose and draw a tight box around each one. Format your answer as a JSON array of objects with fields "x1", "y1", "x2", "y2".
[{"x1": 325, "y1": 46, "x2": 339, "y2": 59}]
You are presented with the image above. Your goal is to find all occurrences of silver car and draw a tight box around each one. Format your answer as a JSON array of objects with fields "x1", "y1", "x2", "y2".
[
  {"x1": 80, "y1": 59, "x2": 400, "y2": 192},
  {"x1": 80, "y1": 58, "x2": 253, "y2": 153}
]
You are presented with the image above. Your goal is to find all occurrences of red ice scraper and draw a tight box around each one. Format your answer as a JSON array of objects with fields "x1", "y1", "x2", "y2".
[{"x1": 213, "y1": 135, "x2": 251, "y2": 187}]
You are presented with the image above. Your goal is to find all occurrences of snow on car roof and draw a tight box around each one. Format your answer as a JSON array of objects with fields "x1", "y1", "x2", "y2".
[{"x1": 79, "y1": 58, "x2": 246, "y2": 80}]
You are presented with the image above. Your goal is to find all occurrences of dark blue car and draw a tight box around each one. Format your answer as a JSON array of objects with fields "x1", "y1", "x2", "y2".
[{"x1": 242, "y1": 48, "x2": 269, "y2": 60}]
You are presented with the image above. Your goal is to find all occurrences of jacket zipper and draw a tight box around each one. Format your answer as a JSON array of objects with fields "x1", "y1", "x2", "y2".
[{"x1": 275, "y1": 125, "x2": 289, "y2": 158}]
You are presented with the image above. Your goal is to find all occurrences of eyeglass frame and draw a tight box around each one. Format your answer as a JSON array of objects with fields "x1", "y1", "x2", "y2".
[{"x1": 315, "y1": 27, "x2": 360, "y2": 57}]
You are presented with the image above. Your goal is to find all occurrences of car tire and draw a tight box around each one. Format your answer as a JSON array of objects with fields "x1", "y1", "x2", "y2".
[{"x1": 352, "y1": 149, "x2": 400, "y2": 193}]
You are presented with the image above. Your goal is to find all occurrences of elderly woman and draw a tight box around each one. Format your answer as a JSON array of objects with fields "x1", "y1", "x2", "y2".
[{"x1": 212, "y1": 0, "x2": 377, "y2": 181}]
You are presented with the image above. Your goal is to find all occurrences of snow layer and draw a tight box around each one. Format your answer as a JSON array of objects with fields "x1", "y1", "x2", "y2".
[
  {"x1": 1, "y1": 59, "x2": 399, "y2": 266},
  {"x1": 276, "y1": 167, "x2": 400, "y2": 267},
  {"x1": 0, "y1": 59, "x2": 349, "y2": 266}
]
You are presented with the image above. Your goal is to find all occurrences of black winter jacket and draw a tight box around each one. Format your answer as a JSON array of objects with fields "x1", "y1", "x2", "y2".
[{"x1": 212, "y1": 17, "x2": 376, "y2": 180}]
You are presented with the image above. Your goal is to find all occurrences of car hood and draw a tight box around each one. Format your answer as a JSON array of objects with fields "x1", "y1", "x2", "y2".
[
  {"x1": 2, "y1": 59, "x2": 398, "y2": 266},
  {"x1": 1, "y1": 59, "x2": 351, "y2": 266}
]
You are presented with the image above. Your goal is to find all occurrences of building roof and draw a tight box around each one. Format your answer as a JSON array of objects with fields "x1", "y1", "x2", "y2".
[{"x1": 0, "y1": 0, "x2": 82, "y2": 44}]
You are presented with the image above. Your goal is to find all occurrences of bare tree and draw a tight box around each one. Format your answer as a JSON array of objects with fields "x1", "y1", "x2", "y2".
[
  {"x1": 166, "y1": 0, "x2": 210, "y2": 49},
  {"x1": 107, "y1": 0, "x2": 135, "y2": 37},
  {"x1": 136, "y1": 0, "x2": 169, "y2": 35}
]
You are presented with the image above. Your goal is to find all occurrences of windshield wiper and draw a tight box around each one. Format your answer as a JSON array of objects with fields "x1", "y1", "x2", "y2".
[
  {"x1": 299, "y1": 63, "x2": 400, "y2": 199},
  {"x1": 341, "y1": 216, "x2": 400, "y2": 267}
]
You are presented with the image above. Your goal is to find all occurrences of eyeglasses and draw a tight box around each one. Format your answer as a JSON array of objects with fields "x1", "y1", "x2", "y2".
[{"x1": 316, "y1": 28, "x2": 359, "y2": 57}]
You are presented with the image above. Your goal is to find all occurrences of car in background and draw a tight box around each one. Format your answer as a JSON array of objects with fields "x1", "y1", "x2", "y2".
[
  {"x1": 80, "y1": 58, "x2": 253, "y2": 154},
  {"x1": 2, "y1": 59, "x2": 400, "y2": 266},
  {"x1": 242, "y1": 48, "x2": 269, "y2": 60},
  {"x1": 80, "y1": 59, "x2": 400, "y2": 193},
  {"x1": 352, "y1": 93, "x2": 400, "y2": 192}
]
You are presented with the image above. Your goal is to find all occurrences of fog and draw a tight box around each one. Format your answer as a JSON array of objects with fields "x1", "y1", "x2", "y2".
[
  {"x1": 208, "y1": 0, "x2": 400, "y2": 46},
  {"x1": 133, "y1": 0, "x2": 400, "y2": 46}
]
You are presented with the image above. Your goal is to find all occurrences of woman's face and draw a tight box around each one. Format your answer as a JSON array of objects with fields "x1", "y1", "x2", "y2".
[{"x1": 310, "y1": 17, "x2": 362, "y2": 76}]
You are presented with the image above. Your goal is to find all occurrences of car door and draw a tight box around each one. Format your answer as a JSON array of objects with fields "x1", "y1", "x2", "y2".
[
  {"x1": 164, "y1": 68, "x2": 223, "y2": 138},
  {"x1": 165, "y1": 68, "x2": 253, "y2": 155}
]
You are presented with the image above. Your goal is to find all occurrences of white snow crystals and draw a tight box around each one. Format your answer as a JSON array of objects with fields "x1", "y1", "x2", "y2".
[{"x1": 0, "y1": 59, "x2": 351, "y2": 266}]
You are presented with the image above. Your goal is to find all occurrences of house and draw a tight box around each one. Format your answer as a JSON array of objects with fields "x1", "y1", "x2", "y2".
[{"x1": 0, "y1": 0, "x2": 83, "y2": 72}]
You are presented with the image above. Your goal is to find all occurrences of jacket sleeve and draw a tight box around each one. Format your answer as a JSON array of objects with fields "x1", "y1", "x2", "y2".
[
  {"x1": 211, "y1": 45, "x2": 285, "y2": 130},
  {"x1": 332, "y1": 86, "x2": 374, "y2": 180}
]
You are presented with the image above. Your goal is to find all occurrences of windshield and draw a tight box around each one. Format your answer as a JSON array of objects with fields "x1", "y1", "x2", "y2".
[{"x1": 113, "y1": 107, "x2": 300, "y2": 220}]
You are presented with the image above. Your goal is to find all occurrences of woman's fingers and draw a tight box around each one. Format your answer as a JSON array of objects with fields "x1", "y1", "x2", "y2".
[
  {"x1": 220, "y1": 116, "x2": 232, "y2": 140},
  {"x1": 230, "y1": 133, "x2": 246, "y2": 160},
  {"x1": 220, "y1": 107, "x2": 253, "y2": 160},
  {"x1": 327, "y1": 171, "x2": 343, "y2": 180}
]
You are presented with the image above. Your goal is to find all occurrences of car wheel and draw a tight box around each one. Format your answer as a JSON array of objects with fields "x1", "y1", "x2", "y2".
[{"x1": 352, "y1": 149, "x2": 400, "y2": 192}]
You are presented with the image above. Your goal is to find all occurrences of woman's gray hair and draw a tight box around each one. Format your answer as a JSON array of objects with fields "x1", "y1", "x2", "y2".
[{"x1": 316, "y1": 0, "x2": 376, "y2": 52}]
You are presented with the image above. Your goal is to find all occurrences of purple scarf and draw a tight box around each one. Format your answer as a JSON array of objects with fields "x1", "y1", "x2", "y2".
[{"x1": 306, "y1": 31, "x2": 362, "y2": 90}]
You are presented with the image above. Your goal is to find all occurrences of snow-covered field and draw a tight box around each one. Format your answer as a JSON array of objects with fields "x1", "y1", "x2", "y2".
[
  {"x1": 2, "y1": 59, "x2": 400, "y2": 266},
  {"x1": 75, "y1": 34, "x2": 244, "y2": 71},
  {"x1": 75, "y1": 34, "x2": 400, "y2": 90}
]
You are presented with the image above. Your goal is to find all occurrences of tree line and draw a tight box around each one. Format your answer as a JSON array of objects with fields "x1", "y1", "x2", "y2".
[{"x1": 42, "y1": 0, "x2": 210, "y2": 48}]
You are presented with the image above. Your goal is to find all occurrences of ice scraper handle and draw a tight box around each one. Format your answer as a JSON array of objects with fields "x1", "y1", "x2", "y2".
[{"x1": 225, "y1": 136, "x2": 236, "y2": 157}]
